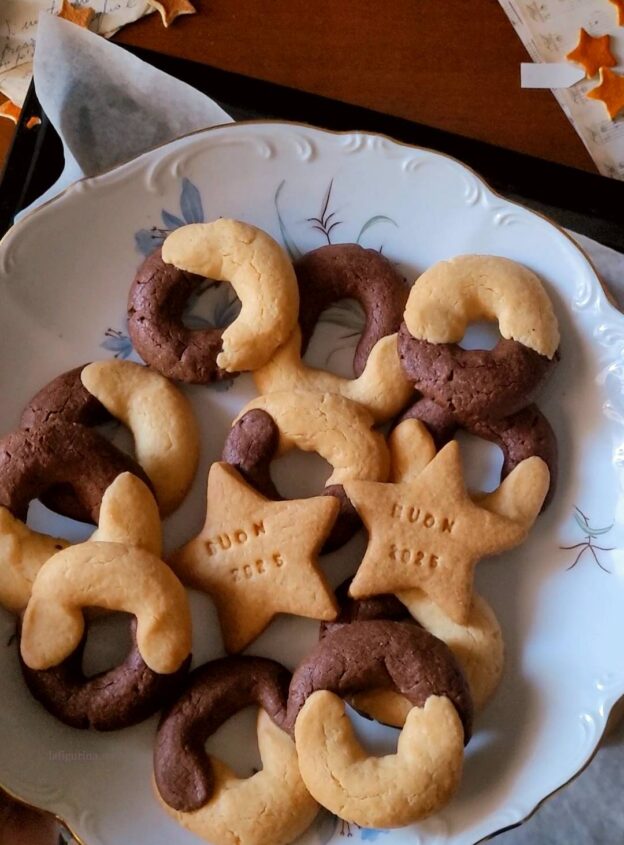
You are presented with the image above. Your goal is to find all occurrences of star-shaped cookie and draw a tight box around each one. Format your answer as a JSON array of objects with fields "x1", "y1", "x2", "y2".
[
  {"x1": 566, "y1": 29, "x2": 616, "y2": 78},
  {"x1": 587, "y1": 67, "x2": 624, "y2": 119},
  {"x1": 169, "y1": 462, "x2": 338, "y2": 652},
  {"x1": 345, "y1": 442, "x2": 548, "y2": 624}
]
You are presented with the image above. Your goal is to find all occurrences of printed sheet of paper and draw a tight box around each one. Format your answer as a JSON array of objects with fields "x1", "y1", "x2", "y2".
[
  {"x1": 0, "y1": 0, "x2": 153, "y2": 106},
  {"x1": 498, "y1": 0, "x2": 624, "y2": 179}
]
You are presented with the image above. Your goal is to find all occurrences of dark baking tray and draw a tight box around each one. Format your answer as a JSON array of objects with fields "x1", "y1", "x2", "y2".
[{"x1": 1, "y1": 44, "x2": 623, "y2": 250}]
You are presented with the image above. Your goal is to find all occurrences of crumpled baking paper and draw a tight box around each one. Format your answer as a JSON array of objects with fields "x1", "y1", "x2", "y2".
[{"x1": 25, "y1": 13, "x2": 231, "y2": 212}]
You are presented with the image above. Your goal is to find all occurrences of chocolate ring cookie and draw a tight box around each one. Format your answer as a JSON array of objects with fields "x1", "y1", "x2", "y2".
[
  {"x1": 130, "y1": 220, "x2": 299, "y2": 382},
  {"x1": 399, "y1": 254, "x2": 560, "y2": 422},
  {"x1": 399, "y1": 400, "x2": 558, "y2": 508},
  {"x1": 154, "y1": 657, "x2": 319, "y2": 845},
  {"x1": 288, "y1": 620, "x2": 472, "y2": 828},
  {"x1": 19, "y1": 617, "x2": 190, "y2": 731},
  {"x1": 155, "y1": 656, "x2": 290, "y2": 811},
  {"x1": 0, "y1": 419, "x2": 150, "y2": 524},
  {"x1": 287, "y1": 619, "x2": 472, "y2": 738},
  {"x1": 21, "y1": 362, "x2": 199, "y2": 517},
  {"x1": 321, "y1": 579, "x2": 503, "y2": 724},
  {"x1": 20, "y1": 365, "x2": 109, "y2": 429},
  {"x1": 223, "y1": 392, "x2": 390, "y2": 551},
  {"x1": 254, "y1": 244, "x2": 413, "y2": 423},
  {"x1": 128, "y1": 248, "x2": 232, "y2": 384}
]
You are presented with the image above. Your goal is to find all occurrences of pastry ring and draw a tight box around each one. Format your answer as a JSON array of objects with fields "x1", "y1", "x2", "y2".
[
  {"x1": 398, "y1": 254, "x2": 560, "y2": 422},
  {"x1": 222, "y1": 391, "x2": 390, "y2": 551},
  {"x1": 286, "y1": 620, "x2": 472, "y2": 828},
  {"x1": 128, "y1": 219, "x2": 299, "y2": 379},
  {"x1": 21, "y1": 360, "x2": 200, "y2": 516},
  {"x1": 18, "y1": 475, "x2": 192, "y2": 730},
  {"x1": 154, "y1": 656, "x2": 319, "y2": 845},
  {"x1": 254, "y1": 244, "x2": 413, "y2": 423}
]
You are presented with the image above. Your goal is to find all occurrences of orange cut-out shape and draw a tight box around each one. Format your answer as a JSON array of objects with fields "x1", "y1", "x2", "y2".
[
  {"x1": 58, "y1": 0, "x2": 95, "y2": 27},
  {"x1": 566, "y1": 28, "x2": 616, "y2": 78},
  {"x1": 147, "y1": 0, "x2": 196, "y2": 27},
  {"x1": 609, "y1": 0, "x2": 624, "y2": 25},
  {"x1": 587, "y1": 67, "x2": 624, "y2": 119},
  {"x1": 0, "y1": 100, "x2": 22, "y2": 124}
]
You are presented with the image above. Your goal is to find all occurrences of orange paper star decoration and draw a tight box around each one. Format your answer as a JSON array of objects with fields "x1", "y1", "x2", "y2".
[
  {"x1": 0, "y1": 100, "x2": 42, "y2": 128},
  {"x1": 147, "y1": 0, "x2": 196, "y2": 27},
  {"x1": 58, "y1": 0, "x2": 96, "y2": 27},
  {"x1": 566, "y1": 28, "x2": 616, "y2": 78},
  {"x1": 587, "y1": 67, "x2": 624, "y2": 119},
  {"x1": 609, "y1": 0, "x2": 624, "y2": 25},
  {"x1": 0, "y1": 100, "x2": 22, "y2": 124}
]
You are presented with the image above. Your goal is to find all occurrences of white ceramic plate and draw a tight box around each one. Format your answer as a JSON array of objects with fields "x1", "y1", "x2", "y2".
[{"x1": 0, "y1": 122, "x2": 623, "y2": 845}]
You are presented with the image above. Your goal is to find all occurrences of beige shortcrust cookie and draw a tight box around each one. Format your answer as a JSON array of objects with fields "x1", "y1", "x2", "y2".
[
  {"x1": 0, "y1": 472, "x2": 160, "y2": 614},
  {"x1": 162, "y1": 220, "x2": 299, "y2": 372},
  {"x1": 156, "y1": 710, "x2": 319, "y2": 845},
  {"x1": 233, "y1": 391, "x2": 390, "y2": 486},
  {"x1": 294, "y1": 691, "x2": 464, "y2": 828},
  {"x1": 81, "y1": 360, "x2": 199, "y2": 515},
  {"x1": 345, "y1": 442, "x2": 549, "y2": 623},
  {"x1": 404, "y1": 254, "x2": 560, "y2": 358},
  {"x1": 0, "y1": 510, "x2": 69, "y2": 614},
  {"x1": 253, "y1": 328, "x2": 413, "y2": 424},
  {"x1": 21, "y1": 539, "x2": 191, "y2": 674},
  {"x1": 169, "y1": 462, "x2": 338, "y2": 653},
  {"x1": 352, "y1": 592, "x2": 504, "y2": 726}
]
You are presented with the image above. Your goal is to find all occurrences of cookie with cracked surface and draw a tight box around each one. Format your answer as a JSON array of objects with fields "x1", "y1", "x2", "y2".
[
  {"x1": 154, "y1": 657, "x2": 319, "y2": 845},
  {"x1": 399, "y1": 254, "x2": 559, "y2": 422}
]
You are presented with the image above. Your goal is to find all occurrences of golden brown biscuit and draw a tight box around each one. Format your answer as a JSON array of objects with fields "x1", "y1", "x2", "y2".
[
  {"x1": 0, "y1": 510, "x2": 68, "y2": 614},
  {"x1": 345, "y1": 442, "x2": 549, "y2": 623},
  {"x1": 294, "y1": 691, "x2": 464, "y2": 828},
  {"x1": 234, "y1": 391, "x2": 390, "y2": 485},
  {"x1": 403, "y1": 254, "x2": 559, "y2": 359},
  {"x1": 169, "y1": 462, "x2": 338, "y2": 653},
  {"x1": 156, "y1": 710, "x2": 319, "y2": 845},
  {"x1": 352, "y1": 592, "x2": 504, "y2": 725},
  {"x1": 162, "y1": 220, "x2": 299, "y2": 372},
  {"x1": 81, "y1": 360, "x2": 199, "y2": 515},
  {"x1": 0, "y1": 472, "x2": 160, "y2": 614},
  {"x1": 253, "y1": 328, "x2": 413, "y2": 424},
  {"x1": 21, "y1": 540, "x2": 191, "y2": 674}
]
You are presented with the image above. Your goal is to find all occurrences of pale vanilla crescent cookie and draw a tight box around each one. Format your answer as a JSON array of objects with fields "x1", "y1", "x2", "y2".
[
  {"x1": 162, "y1": 220, "x2": 299, "y2": 372},
  {"x1": 404, "y1": 254, "x2": 559, "y2": 358},
  {"x1": 81, "y1": 360, "x2": 199, "y2": 516},
  {"x1": 295, "y1": 691, "x2": 464, "y2": 828}
]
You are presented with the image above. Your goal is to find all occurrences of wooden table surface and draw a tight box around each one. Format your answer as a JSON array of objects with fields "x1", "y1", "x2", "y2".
[
  {"x1": 0, "y1": 0, "x2": 596, "y2": 172},
  {"x1": 0, "y1": 0, "x2": 602, "y2": 842}
]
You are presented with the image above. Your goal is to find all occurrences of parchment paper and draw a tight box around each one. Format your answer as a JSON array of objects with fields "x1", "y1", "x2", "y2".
[{"x1": 0, "y1": 0, "x2": 155, "y2": 107}]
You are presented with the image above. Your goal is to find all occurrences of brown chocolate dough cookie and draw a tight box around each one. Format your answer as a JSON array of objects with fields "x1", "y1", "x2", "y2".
[
  {"x1": 127, "y1": 248, "x2": 234, "y2": 384},
  {"x1": 320, "y1": 578, "x2": 416, "y2": 639},
  {"x1": 286, "y1": 619, "x2": 473, "y2": 742},
  {"x1": 399, "y1": 400, "x2": 558, "y2": 508},
  {"x1": 20, "y1": 365, "x2": 110, "y2": 430},
  {"x1": 295, "y1": 243, "x2": 408, "y2": 376},
  {"x1": 222, "y1": 408, "x2": 358, "y2": 551},
  {"x1": 397, "y1": 321, "x2": 558, "y2": 423},
  {"x1": 0, "y1": 420, "x2": 150, "y2": 524},
  {"x1": 20, "y1": 366, "x2": 120, "y2": 519},
  {"x1": 19, "y1": 617, "x2": 191, "y2": 731},
  {"x1": 154, "y1": 656, "x2": 291, "y2": 812}
]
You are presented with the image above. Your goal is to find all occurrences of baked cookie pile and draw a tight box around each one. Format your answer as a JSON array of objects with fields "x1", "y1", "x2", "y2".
[{"x1": 0, "y1": 218, "x2": 560, "y2": 845}]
